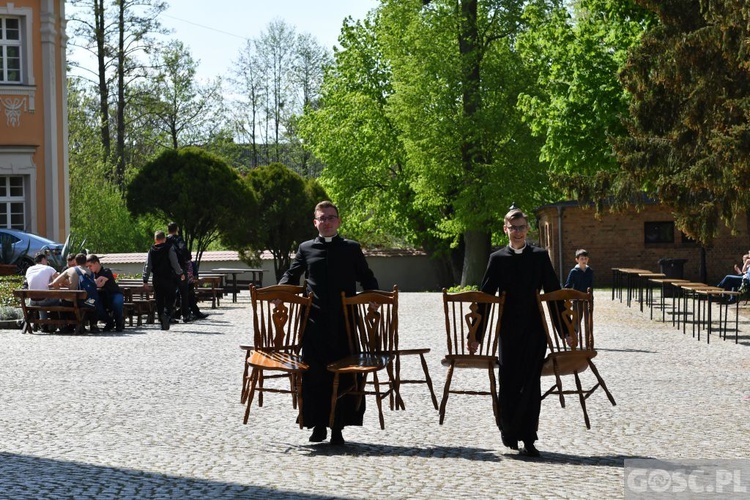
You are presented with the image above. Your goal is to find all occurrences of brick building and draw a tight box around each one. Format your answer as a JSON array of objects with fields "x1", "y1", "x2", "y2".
[{"x1": 535, "y1": 201, "x2": 750, "y2": 287}]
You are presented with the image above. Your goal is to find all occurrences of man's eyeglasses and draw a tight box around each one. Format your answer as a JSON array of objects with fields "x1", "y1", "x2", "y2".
[
  {"x1": 506, "y1": 224, "x2": 528, "y2": 232},
  {"x1": 315, "y1": 215, "x2": 339, "y2": 223}
]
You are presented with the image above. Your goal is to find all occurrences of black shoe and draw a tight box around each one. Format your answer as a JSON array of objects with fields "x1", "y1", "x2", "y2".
[
  {"x1": 182, "y1": 314, "x2": 193, "y2": 323},
  {"x1": 194, "y1": 312, "x2": 209, "y2": 320},
  {"x1": 89, "y1": 326, "x2": 101, "y2": 333},
  {"x1": 520, "y1": 441, "x2": 540, "y2": 457},
  {"x1": 501, "y1": 433, "x2": 518, "y2": 450},
  {"x1": 309, "y1": 426, "x2": 327, "y2": 443},
  {"x1": 330, "y1": 428, "x2": 345, "y2": 445},
  {"x1": 169, "y1": 317, "x2": 178, "y2": 324},
  {"x1": 160, "y1": 313, "x2": 170, "y2": 331},
  {"x1": 103, "y1": 320, "x2": 115, "y2": 332}
]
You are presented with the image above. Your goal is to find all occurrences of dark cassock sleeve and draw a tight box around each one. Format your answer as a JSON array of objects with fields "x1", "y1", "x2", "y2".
[{"x1": 279, "y1": 243, "x2": 308, "y2": 286}]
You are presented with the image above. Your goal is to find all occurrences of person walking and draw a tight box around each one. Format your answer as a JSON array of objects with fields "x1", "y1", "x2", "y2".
[
  {"x1": 278, "y1": 200, "x2": 379, "y2": 445},
  {"x1": 475, "y1": 206, "x2": 561, "y2": 457},
  {"x1": 143, "y1": 231, "x2": 184, "y2": 330}
]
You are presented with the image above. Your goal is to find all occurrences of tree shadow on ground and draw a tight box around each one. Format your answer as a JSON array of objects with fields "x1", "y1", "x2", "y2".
[{"x1": 0, "y1": 452, "x2": 338, "y2": 499}]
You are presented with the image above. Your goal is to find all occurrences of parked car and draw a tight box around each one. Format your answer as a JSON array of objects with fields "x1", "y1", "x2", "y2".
[{"x1": 0, "y1": 229, "x2": 65, "y2": 274}]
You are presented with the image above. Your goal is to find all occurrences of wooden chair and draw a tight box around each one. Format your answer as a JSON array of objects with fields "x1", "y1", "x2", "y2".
[
  {"x1": 241, "y1": 284, "x2": 312, "y2": 427},
  {"x1": 327, "y1": 289, "x2": 399, "y2": 430},
  {"x1": 439, "y1": 289, "x2": 506, "y2": 425},
  {"x1": 537, "y1": 288, "x2": 616, "y2": 429}
]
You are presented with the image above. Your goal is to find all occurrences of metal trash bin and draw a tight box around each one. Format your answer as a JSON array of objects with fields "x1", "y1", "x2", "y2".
[{"x1": 658, "y1": 258, "x2": 688, "y2": 297}]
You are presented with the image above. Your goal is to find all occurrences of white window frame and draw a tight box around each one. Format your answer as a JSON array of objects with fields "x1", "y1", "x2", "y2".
[
  {"x1": 0, "y1": 16, "x2": 23, "y2": 83},
  {"x1": 0, "y1": 175, "x2": 26, "y2": 229},
  {"x1": 0, "y1": 3, "x2": 36, "y2": 113}
]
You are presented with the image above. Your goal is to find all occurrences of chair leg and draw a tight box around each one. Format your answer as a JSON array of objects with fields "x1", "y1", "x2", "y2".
[
  {"x1": 393, "y1": 355, "x2": 404, "y2": 410},
  {"x1": 243, "y1": 368, "x2": 260, "y2": 424},
  {"x1": 329, "y1": 373, "x2": 341, "y2": 428},
  {"x1": 418, "y1": 353, "x2": 439, "y2": 411},
  {"x1": 587, "y1": 360, "x2": 616, "y2": 406},
  {"x1": 257, "y1": 372, "x2": 265, "y2": 407},
  {"x1": 553, "y1": 361, "x2": 566, "y2": 408},
  {"x1": 573, "y1": 371, "x2": 591, "y2": 429},
  {"x1": 385, "y1": 361, "x2": 402, "y2": 415},
  {"x1": 288, "y1": 373, "x2": 298, "y2": 409},
  {"x1": 439, "y1": 363, "x2": 455, "y2": 425},
  {"x1": 240, "y1": 356, "x2": 251, "y2": 403},
  {"x1": 371, "y1": 371, "x2": 385, "y2": 430}
]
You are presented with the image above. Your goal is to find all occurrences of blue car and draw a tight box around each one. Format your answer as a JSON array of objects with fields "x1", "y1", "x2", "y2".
[{"x1": 0, "y1": 229, "x2": 65, "y2": 274}]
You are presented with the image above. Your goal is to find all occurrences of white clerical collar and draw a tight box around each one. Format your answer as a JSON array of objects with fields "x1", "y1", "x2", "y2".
[
  {"x1": 510, "y1": 243, "x2": 526, "y2": 254},
  {"x1": 320, "y1": 233, "x2": 338, "y2": 242}
]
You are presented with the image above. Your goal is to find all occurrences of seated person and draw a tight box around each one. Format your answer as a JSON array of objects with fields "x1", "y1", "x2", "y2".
[
  {"x1": 24, "y1": 252, "x2": 61, "y2": 330},
  {"x1": 718, "y1": 253, "x2": 750, "y2": 291},
  {"x1": 51, "y1": 252, "x2": 108, "y2": 332},
  {"x1": 86, "y1": 254, "x2": 125, "y2": 332}
]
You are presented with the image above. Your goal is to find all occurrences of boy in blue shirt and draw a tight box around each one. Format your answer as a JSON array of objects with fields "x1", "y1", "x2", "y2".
[{"x1": 564, "y1": 249, "x2": 594, "y2": 292}]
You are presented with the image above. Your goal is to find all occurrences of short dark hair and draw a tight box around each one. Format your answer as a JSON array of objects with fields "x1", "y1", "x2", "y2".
[
  {"x1": 86, "y1": 254, "x2": 100, "y2": 264},
  {"x1": 575, "y1": 249, "x2": 589, "y2": 258},
  {"x1": 154, "y1": 230, "x2": 166, "y2": 241},
  {"x1": 504, "y1": 208, "x2": 528, "y2": 224},
  {"x1": 66, "y1": 253, "x2": 76, "y2": 262},
  {"x1": 167, "y1": 222, "x2": 178, "y2": 233},
  {"x1": 314, "y1": 200, "x2": 338, "y2": 216},
  {"x1": 75, "y1": 253, "x2": 87, "y2": 265},
  {"x1": 34, "y1": 252, "x2": 47, "y2": 264}
]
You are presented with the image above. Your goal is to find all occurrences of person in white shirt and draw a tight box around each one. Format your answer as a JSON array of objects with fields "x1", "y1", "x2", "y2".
[{"x1": 24, "y1": 252, "x2": 60, "y2": 325}]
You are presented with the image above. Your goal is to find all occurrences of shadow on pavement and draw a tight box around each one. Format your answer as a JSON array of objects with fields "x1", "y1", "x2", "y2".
[
  {"x1": 299, "y1": 443, "x2": 502, "y2": 462},
  {"x1": 0, "y1": 452, "x2": 339, "y2": 499}
]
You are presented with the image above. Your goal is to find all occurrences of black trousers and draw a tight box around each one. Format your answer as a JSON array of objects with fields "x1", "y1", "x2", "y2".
[{"x1": 153, "y1": 276, "x2": 177, "y2": 318}]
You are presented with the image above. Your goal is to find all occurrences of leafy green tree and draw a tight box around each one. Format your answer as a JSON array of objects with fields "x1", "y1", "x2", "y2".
[
  {"x1": 517, "y1": 0, "x2": 653, "y2": 177},
  {"x1": 224, "y1": 163, "x2": 324, "y2": 281},
  {"x1": 68, "y1": 0, "x2": 168, "y2": 189},
  {"x1": 137, "y1": 40, "x2": 225, "y2": 149},
  {"x1": 125, "y1": 147, "x2": 255, "y2": 263},
  {"x1": 302, "y1": 1, "x2": 549, "y2": 286},
  {"x1": 68, "y1": 80, "x2": 154, "y2": 253}
]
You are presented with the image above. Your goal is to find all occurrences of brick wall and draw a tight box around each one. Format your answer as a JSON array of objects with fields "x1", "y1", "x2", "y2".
[{"x1": 536, "y1": 204, "x2": 750, "y2": 287}]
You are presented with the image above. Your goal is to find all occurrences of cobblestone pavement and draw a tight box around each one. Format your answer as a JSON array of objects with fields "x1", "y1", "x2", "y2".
[{"x1": 1, "y1": 291, "x2": 749, "y2": 499}]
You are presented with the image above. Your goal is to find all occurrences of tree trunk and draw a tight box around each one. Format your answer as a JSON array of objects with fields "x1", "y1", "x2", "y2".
[
  {"x1": 457, "y1": 0, "x2": 488, "y2": 286},
  {"x1": 461, "y1": 230, "x2": 490, "y2": 287},
  {"x1": 115, "y1": 2, "x2": 127, "y2": 190},
  {"x1": 94, "y1": 0, "x2": 111, "y2": 164}
]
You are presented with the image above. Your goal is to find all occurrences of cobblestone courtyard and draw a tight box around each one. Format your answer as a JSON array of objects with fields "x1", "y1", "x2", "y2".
[{"x1": 1, "y1": 290, "x2": 749, "y2": 498}]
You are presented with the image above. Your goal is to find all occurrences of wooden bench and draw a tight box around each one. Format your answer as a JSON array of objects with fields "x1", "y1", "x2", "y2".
[
  {"x1": 121, "y1": 284, "x2": 156, "y2": 326},
  {"x1": 196, "y1": 275, "x2": 224, "y2": 309},
  {"x1": 13, "y1": 289, "x2": 94, "y2": 334}
]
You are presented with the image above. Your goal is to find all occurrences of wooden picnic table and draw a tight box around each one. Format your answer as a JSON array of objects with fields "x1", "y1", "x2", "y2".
[{"x1": 210, "y1": 268, "x2": 263, "y2": 302}]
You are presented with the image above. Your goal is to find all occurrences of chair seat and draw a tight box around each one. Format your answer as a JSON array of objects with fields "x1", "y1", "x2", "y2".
[
  {"x1": 396, "y1": 347, "x2": 430, "y2": 356},
  {"x1": 248, "y1": 350, "x2": 309, "y2": 372},
  {"x1": 327, "y1": 353, "x2": 392, "y2": 373},
  {"x1": 541, "y1": 350, "x2": 596, "y2": 377},
  {"x1": 441, "y1": 354, "x2": 499, "y2": 369}
]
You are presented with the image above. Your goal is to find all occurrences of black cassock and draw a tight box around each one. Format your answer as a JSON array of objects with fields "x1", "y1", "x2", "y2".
[
  {"x1": 279, "y1": 235, "x2": 379, "y2": 429},
  {"x1": 480, "y1": 244, "x2": 560, "y2": 444}
]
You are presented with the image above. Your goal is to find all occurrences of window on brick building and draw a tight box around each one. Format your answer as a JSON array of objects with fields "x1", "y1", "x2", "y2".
[{"x1": 644, "y1": 221, "x2": 674, "y2": 244}]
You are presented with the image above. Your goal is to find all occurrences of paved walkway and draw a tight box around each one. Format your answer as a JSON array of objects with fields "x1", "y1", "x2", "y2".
[{"x1": 1, "y1": 291, "x2": 749, "y2": 498}]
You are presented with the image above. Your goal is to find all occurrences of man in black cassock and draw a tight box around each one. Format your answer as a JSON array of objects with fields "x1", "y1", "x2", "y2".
[
  {"x1": 279, "y1": 200, "x2": 379, "y2": 445},
  {"x1": 478, "y1": 207, "x2": 560, "y2": 457}
]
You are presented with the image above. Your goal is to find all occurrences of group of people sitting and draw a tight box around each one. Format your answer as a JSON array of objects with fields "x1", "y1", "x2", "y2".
[{"x1": 23, "y1": 223, "x2": 209, "y2": 333}]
